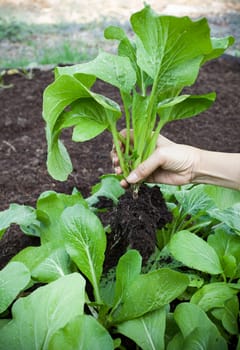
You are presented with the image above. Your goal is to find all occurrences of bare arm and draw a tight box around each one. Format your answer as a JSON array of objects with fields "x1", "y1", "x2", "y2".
[{"x1": 112, "y1": 133, "x2": 240, "y2": 191}]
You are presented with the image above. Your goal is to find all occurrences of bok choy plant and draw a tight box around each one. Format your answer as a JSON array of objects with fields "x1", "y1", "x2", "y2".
[{"x1": 43, "y1": 5, "x2": 234, "y2": 192}]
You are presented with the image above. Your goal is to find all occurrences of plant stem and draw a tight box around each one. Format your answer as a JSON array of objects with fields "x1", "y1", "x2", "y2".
[
  {"x1": 109, "y1": 121, "x2": 128, "y2": 177},
  {"x1": 120, "y1": 90, "x2": 131, "y2": 156}
]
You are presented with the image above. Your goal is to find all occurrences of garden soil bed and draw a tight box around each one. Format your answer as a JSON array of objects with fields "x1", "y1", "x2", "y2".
[{"x1": 0, "y1": 54, "x2": 240, "y2": 269}]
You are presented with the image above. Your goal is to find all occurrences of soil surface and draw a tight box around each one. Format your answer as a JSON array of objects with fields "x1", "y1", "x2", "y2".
[{"x1": 0, "y1": 54, "x2": 240, "y2": 269}]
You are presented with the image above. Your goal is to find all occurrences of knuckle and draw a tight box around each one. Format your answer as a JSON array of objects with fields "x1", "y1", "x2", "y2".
[{"x1": 137, "y1": 163, "x2": 148, "y2": 177}]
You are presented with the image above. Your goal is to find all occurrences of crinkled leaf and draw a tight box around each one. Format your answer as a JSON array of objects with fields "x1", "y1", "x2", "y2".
[
  {"x1": 131, "y1": 7, "x2": 212, "y2": 94},
  {"x1": 0, "y1": 273, "x2": 86, "y2": 350},
  {"x1": 55, "y1": 51, "x2": 136, "y2": 93},
  {"x1": 208, "y1": 203, "x2": 240, "y2": 234},
  {"x1": 61, "y1": 204, "x2": 106, "y2": 292},
  {"x1": 0, "y1": 204, "x2": 37, "y2": 239},
  {"x1": 0, "y1": 262, "x2": 30, "y2": 313},
  {"x1": 169, "y1": 230, "x2": 223, "y2": 274},
  {"x1": 48, "y1": 314, "x2": 114, "y2": 350},
  {"x1": 190, "y1": 282, "x2": 239, "y2": 311},
  {"x1": 111, "y1": 268, "x2": 189, "y2": 323},
  {"x1": 174, "y1": 184, "x2": 215, "y2": 217},
  {"x1": 87, "y1": 174, "x2": 125, "y2": 207},
  {"x1": 117, "y1": 307, "x2": 166, "y2": 350}
]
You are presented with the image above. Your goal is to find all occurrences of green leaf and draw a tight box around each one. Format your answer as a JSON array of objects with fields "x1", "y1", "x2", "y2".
[
  {"x1": 113, "y1": 250, "x2": 142, "y2": 308},
  {"x1": 43, "y1": 74, "x2": 91, "y2": 132},
  {"x1": 191, "y1": 282, "x2": 239, "y2": 311},
  {"x1": 203, "y1": 36, "x2": 235, "y2": 64},
  {"x1": 48, "y1": 314, "x2": 114, "y2": 350},
  {"x1": 169, "y1": 230, "x2": 223, "y2": 274},
  {"x1": 208, "y1": 228, "x2": 240, "y2": 278},
  {"x1": 157, "y1": 93, "x2": 216, "y2": 127},
  {"x1": 131, "y1": 7, "x2": 213, "y2": 93},
  {"x1": 0, "y1": 273, "x2": 86, "y2": 350},
  {"x1": 36, "y1": 190, "x2": 86, "y2": 242},
  {"x1": 169, "y1": 303, "x2": 227, "y2": 350},
  {"x1": 212, "y1": 295, "x2": 239, "y2": 335},
  {"x1": 0, "y1": 262, "x2": 30, "y2": 313},
  {"x1": 86, "y1": 174, "x2": 125, "y2": 207},
  {"x1": 111, "y1": 268, "x2": 189, "y2": 323},
  {"x1": 117, "y1": 308, "x2": 166, "y2": 350},
  {"x1": 208, "y1": 203, "x2": 240, "y2": 234},
  {"x1": 55, "y1": 51, "x2": 136, "y2": 93},
  {"x1": 204, "y1": 185, "x2": 240, "y2": 209},
  {"x1": 61, "y1": 204, "x2": 106, "y2": 301},
  {"x1": 174, "y1": 184, "x2": 215, "y2": 217},
  {"x1": 0, "y1": 204, "x2": 37, "y2": 239},
  {"x1": 12, "y1": 242, "x2": 73, "y2": 283}
]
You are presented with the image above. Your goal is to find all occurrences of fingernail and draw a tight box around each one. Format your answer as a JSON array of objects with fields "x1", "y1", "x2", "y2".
[{"x1": 126, "y1": 172, "x2": 138, "y2": 183}]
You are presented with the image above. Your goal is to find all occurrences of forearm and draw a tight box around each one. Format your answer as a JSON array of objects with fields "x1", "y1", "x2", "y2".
[{"x1": 192, "y1": 150, "x2": 240, "y2": 190}]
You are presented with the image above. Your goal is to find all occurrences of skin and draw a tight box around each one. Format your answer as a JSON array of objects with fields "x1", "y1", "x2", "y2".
[{"x1": 111, "y1": 130, "x2": 240, "y2": 191}]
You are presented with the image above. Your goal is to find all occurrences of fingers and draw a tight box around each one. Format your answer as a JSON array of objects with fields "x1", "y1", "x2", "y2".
[{"x1": 125, "y1": 148, "x2": 162, "y2": 184}]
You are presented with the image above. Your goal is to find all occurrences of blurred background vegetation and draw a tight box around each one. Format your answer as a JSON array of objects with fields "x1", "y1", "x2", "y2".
[{"x1": 0, "y1": 0, "x2": 239, "y2": 69}]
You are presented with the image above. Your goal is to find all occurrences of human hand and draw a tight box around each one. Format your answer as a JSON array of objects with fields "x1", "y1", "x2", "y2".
[{"x1": 111, "y1": 130, "x2": 200, "y2": 188}]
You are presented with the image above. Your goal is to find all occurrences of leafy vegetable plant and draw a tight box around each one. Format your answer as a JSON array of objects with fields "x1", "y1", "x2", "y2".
[
  {"x1": 1, "y1": 178, "x2": 240, "y2": 348},
  {"x1": 43, "y1": 5, "x2": 234, "y2": 194}
]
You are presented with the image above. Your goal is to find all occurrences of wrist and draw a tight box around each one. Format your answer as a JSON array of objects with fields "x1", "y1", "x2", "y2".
[{"x1": 192, "y1": 149, "x2": 240, "y2": 190}]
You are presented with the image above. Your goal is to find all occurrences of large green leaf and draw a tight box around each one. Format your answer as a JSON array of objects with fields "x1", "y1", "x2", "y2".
[
  {"x1": 12, "y1": 242, "x2": 73, "y2": 283},
  {"x1": 48, "y1": 314, "x2": 114, "y2": 350},
  {"x1": 55, "y1": 51, "x2": 136, "y2": 93},
  {"x1": 117, "y1": 307, "x2": 166, "y2": 350},
  {"x1": 169, "y1": 230, "x2": 223, "y2": 274},
  {"x1": 0, "y1": 262, "x2": 30, "y2": 313},
  {"x1": 61, "y1": 204, "x2": 106, "y2": 301},
  {"x1": 36, "y1": 190, "x2": 86, "y2": 242},
  {"x1": 111, "y1": 268, "x2": 189, "y2": 323},
  {"x1": 131, "y1": 6, "x2": 212, "y2": 93},
  {"x1": 174, "y1": 184, "x2": 215, "y2": 217},
  {"x1": 208, "y1": 203, "x2": 240, "y2": 234},
  {"x1": 204, "y1": 185, "x2": 240, "y2": 209},
  {"x1": 43, "y1": 74, "x2": 91, "y2": 132},
  {"x1": 190, "y1": 282, "x2": 239, "y2": 311},
  {"x1": 0, "y1": 203, "x2": 37, "y2": 238},
  {"x1": 167, "y1": 303, "x2": 227, "y2": 350},
  {"x1": 113, "y1": 250, "x2": 142, "y2": 308},
  {"x1": 0, "y1": 273, "x2": 86, "y2": 350}
]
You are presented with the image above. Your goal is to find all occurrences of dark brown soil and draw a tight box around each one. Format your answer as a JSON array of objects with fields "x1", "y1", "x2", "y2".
[{"x1": 0, "y1": 54, "x2": 240, "y2": 269}]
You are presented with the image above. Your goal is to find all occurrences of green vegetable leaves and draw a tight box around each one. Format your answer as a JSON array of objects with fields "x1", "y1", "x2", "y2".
[{"x1": 43, "y1": 5, "x2": 233, "y2": 181}]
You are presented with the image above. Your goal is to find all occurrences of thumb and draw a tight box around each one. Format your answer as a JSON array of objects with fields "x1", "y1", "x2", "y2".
[{"x1": 125, "y1": 149, "x2": 162, "y2": 184}]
